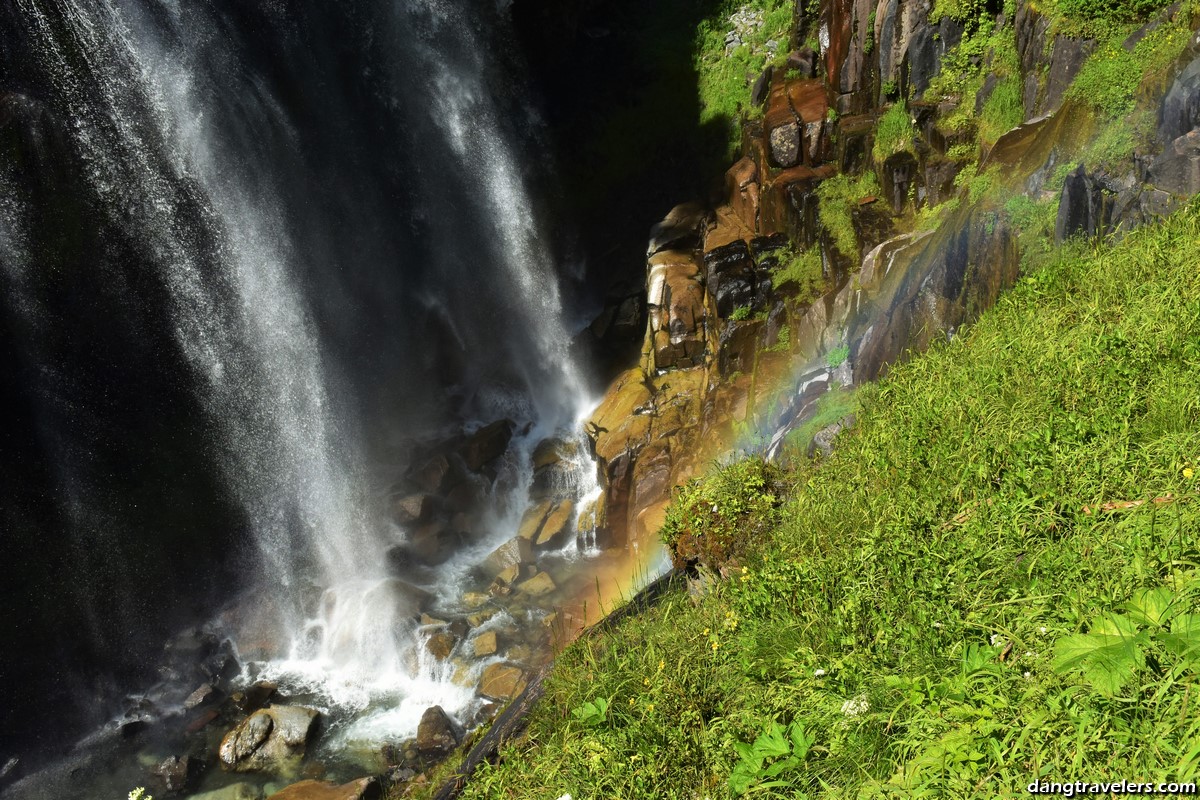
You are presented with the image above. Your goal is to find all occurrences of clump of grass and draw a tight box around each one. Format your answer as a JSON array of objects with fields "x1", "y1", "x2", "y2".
[
  {"x1": 816, "y1": 172, "x2": 881, "y2": 258},
  {"x1": 871, "y1": 102, "x2": 918, "y2": 163},
  {"x1": 771, "y1": 245, "x2": 824, "y2": 301},
  {"x1": 659, "y1": 457, "x2": 784, "y2": 572},
  {"x1": 447, "y1": 199, "x2": 1200, "y2": 800}
]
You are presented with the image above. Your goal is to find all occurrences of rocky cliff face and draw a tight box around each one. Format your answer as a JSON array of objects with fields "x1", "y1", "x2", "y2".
[{"x1": 582, "y1": 0, "x2": 1200, "y2": 556}]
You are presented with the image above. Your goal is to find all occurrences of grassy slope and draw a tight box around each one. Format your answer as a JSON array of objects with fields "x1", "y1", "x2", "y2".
[{"x1": 449, "y1": 202, "x2": 1200, "y2": 798}]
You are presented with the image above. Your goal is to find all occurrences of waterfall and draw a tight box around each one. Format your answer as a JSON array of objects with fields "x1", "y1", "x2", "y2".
[{"x1": 0, "y1": 0, "x2": 595, "y2": 768}]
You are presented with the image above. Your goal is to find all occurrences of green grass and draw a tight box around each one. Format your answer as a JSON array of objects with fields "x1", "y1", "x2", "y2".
[
  {"x1": 872, "y1": 103, "x2": 918, "y2": 164},
  {"x1": 695, "y1": 0, "x2": 798, "y2": 157},
  {"x1": 771, "y1": 246, "x2": 825, "y2": 301},
  {"x1": 446, "y1": 200, "x2": 1200, "y2": 799},
  {"x1": 815, "y1": 172, "x2": 882, "y2": 259}
]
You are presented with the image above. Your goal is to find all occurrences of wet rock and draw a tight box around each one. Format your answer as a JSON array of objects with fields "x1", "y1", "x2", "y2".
[
  {"x1": 481, "y1": 535, "x2": 533, "y2": 579},
  {"x1": 480, "y1": 663, "x2": 527, "y2": 700},
  {"x1": 473, "y1": 630, "x2": 498, "y2": 657},
  {"x1": 880, "y1": 151, "x2": 918, "y2": 213},
  {"x1": 425, "y1": 631, "x2": 457, "y2": 661},
  {"x1": 717, "y1": 319, "x2": 764, "y2": 377},
  {"x1": 267, "y1": 778, "x2": 380, "y2": 800},
  {"x1": 1055, "y1": 164, "x2": 1112, "y2": 242},
  {"x1": 647, "y1": 203, "x2": 707, "y2": 256},
  {"x1": 835, "y1": 115, "x2": 876, "y2": 174},
  {"x1": 392, "y1": 493, "x2": 433, "y2": 525},
  {"x1": 534, "y1": 501, "x2": 575, "y2": 548},
  {"x1": 152, "y1": 754, "x2": 197, "y2": 793},
  {"x1": 1160, "y1": 54, "x2": 1200, "y2": 144},
  {"x1": 923, "y1": 158, "x2": 961, "y2": 208},
  {"x1": 726, "y1": 157, "x2": 760, "y2": 230},
  {"x1": 517, "y1": 571, "x2": 557, "y2": 597},
  {"x1": 185, "y1": 683, "x2": 217, "y2": 710},
  {"x1": 704, "y1": 238, "x2": 757, "y2": 318},
  {"x1": 769, "y1": 121, "x2": 802, "y2": 168},
  {"x1": 1040, "y1": 36, "x2": 1096, "y2": 117},
  {"x1": 186, "y1": 708, "x2": 220, "y2": 734},
  {"x1": 416, "y1": 706, "x2": 463, "y2": 758},
  {"x1": 903, "y1": 16, "x2": 963, "y2": 97},
  {"x1": 460, "y1": 420, "x2": 515, "y2": 471},
  {"x1": 1149, "y1": 128, "x2": 1200, "y2": 196},
  {"x1": 219, "y1": 706, "x2": 320, "y2": 773},
  {"x1": 408, "y1": 454, "x2": 450, "y2": 494}
]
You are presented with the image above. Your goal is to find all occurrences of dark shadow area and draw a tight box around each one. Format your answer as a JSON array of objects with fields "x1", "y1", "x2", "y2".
[{"x1": 512, "y1": 0, "x2": 736, "y2": 374}]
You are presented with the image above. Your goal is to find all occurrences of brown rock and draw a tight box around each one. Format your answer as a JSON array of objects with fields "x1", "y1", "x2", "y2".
[
  {"x1": 184, "y1": 683, "x2": 216, "y2": 709},
  {"x1": 460, "y1": 420, "x2": 515, "y2": 470},
  {"x1": 534, "y1": 501, "x2": 575, "y2": 548},
  {"x1": 479, "y1": 663, "x2": 527, "y2": 700},
  {"x1": 267, "y1": 777, "x2": 380, "y2": 800},
  {"x1": 516, "y1": 500, "x2": 553, "y2": 542},
  {"x1": 787, "y1": 79, "x2": 828, "y2": 124},
  {"x1": 425, "y1": 631, "x2": 457, "y2": 661},
  {"x1": 472, "y1": 630, "x2": 498, "y2": 657},
  {"x1": 152, "y1": 755, "x2": 195, "y2": 793},
  {"x1": 415, "y1": 706, "x2": 462, "y2": 757},
  {"x1": 481, "y1": 535, "x2": 532, "y2": 579},
  {"x1": 517, "y1": 571, "x2": 556, "y2": 597},
  {"x1": 219, "y1": 706, "x2": 319, "y2": 773},
  {"x1": 392, "y1": 494, "x2": 432, "y2": 525}
]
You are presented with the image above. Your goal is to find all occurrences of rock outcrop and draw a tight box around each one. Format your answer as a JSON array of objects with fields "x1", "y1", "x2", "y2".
[{"x1": 218, "y1": 706, "x2": 320, "y2": 773}]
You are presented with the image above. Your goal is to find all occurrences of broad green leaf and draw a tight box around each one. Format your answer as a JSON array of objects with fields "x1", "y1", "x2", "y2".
[
  {"x1": 1125, "y1": 587, "x2": 1175, "y2": 627},
  {"x1": 1158, "y1": 613, "x2": 1200, "y2": 664},
  {"x1": 1051, "y1": 614, "x2": 1148, "y2": 696},
  {"x1": 754, "y1": 723, "x2": 791, "y2": 759}
]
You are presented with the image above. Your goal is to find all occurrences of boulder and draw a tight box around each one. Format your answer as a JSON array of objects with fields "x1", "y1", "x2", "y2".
[
  {"x1": 151, "y1": 755, "x2": 196, "y2": 793},
  {"x1": 768, "y1": 120, "x2": 802, "y2": 168},
  {"x1": 517, "y1": 571, "x2": 557, "y2": 597},
  {"x1": 534, "y1": 501, "x2": 575, "y2": 548},
  {"x1": 425, "y1": 631, "x2": 457, "y2": 661},
  {"x1": 266, "y1": 778, "x2": 380, "y2": 800},
  {"x1": 647, "y1": 203, "x2": 706, "y2": 256},
  {"x1": 416, "y1": 706, "x2": 463, "y2": 757},
  {"x1": 480, "y1": 535, "x2": 532, "y2": 579},
  {"x1": 473, "y1": 630, "x2": 498, "y2": 657},
  {"x1": 460, "y1": 420, "x2": 515, "y2": 471},
  {"x1": 219, "y1": 706, "x2": 320, "y2": 773},
  {"x1": 184, "y1": 683, "x2": 217, "y2": 709},
  {"x1": 479, "y1": 663, "x2": 527, "y2": 700},
  {"x1": 392, "y1": 494, "x2": 432, "y2": 525},
  {"x1": 408, "y1": 454, "x2": 450, "y2": 494},
  {"x1": 1160, "y1": 54, "x2": 1200, "y2": 144}
]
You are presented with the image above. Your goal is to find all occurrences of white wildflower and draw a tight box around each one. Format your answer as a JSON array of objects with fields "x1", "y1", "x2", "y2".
[
  {"x1": 841, "y1": 695, "x2": 869, "y2": 717},
  {"x1": 1038, "y1": 626, "x2": 1048, "y2": 635},
  {"x1": 814, "y1": 668, "x2": 827, "y2": 677},
  {"x1": 932, "y1": 622, "x2": 943, "y2": 629},
  {"x1": 989, "y1": 634, "x2": 1003, "y2": 646},
  {"x1": 1023, "y1": 671, "x2": 1032, "y2": 680}
]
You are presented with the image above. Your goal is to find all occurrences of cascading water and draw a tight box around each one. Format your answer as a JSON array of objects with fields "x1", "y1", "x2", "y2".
[{"x1": 0, "y1": 0, "x2": 604, "y2": 791}]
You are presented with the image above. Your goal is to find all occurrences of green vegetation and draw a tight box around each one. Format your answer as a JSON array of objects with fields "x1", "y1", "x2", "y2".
[
  {"x1": 660, "y1": 458, "x2": 784, "y2": 573},
  {"x1": 729, "y1": 304, "x2": 754, "y2": 322},
  {"x1": 771, "y1": 245, "x2": 825, "y2": 301},
  {"x1": 450, "y1": 201, "x2": 1200, "y2": 799},
  {"x1": 695, "y1": 0, "x2": 798, "y2": 156},
  {"x1": 782, "y1": 385, "x2": 861, "y2": 453},
  {"x1": 815, "y1": 172, "x2": 881, "y2": 258},
  {"x1": 871, "y1": 102, "x2": 917, "y2": 163}
]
